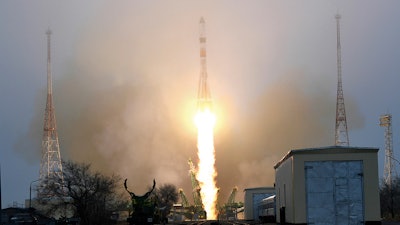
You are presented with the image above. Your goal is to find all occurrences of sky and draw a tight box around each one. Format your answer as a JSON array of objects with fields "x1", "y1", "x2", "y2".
[{"x1": 1, "y1": 0, "x2": 400, "y2": 208}]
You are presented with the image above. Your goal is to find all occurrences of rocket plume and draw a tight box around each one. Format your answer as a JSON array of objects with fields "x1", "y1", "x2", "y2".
[
  {"x1": 195, "y1": 17, "x2": 218, "y2": 219},
  {"x1": 195, "y1": 108, "x2": 218, "y2": 219}
]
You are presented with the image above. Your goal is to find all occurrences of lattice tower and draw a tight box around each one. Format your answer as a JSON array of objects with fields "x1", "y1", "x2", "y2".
[
  {"x1": 39, "y1": 29, "x2": 64, "y2": 189},
  {"x1": 380, "y1": 114, "x2": 397, "y2": 187},
  {"x1": 334, "y1": 14, "x2": 350, "y2": 146}
]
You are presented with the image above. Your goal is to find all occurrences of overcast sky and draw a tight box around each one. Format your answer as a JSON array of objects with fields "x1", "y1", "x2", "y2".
[{"x1": 1, "y1": 1, "x2": 400, "y2": 207}]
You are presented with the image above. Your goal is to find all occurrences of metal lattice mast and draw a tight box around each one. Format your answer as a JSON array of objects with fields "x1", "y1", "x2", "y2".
[
  {"x1": 334, "y1": 14, "x2": 350, "y2": 146},
  {"x1": 380, "y1": 114, "x2": 397, "y2": 187},
  {"x1": 39, "y1": 29, "x2": 64, "y2": 186}
]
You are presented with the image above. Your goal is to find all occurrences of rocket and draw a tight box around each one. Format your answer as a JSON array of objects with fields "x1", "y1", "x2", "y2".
[{"x1": 197, "y1": 17, "x2": 212, "y2": 111}]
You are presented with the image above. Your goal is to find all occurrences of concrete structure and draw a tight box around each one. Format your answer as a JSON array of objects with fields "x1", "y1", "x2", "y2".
[
  {"x1": 274, "y1": 146, "x2": 381, "y2": 225},
  {"x1": 243, "y1": 187, "x2": 275, "y2": 220}
]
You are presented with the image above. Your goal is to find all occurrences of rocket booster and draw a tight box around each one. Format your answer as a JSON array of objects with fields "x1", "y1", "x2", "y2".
[{"x1": 197, "y1": 17, "x2": 212, "y2": 111}]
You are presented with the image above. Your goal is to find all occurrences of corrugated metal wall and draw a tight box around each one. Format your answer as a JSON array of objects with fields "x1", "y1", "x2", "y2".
[{"x1": 305, "y1": 161, "x2": 364, "y2": 225}]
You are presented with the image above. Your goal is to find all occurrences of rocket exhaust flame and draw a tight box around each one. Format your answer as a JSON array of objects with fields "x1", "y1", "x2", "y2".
[
  {"x1": 195, "y1": 107, "x2": 218, "y2": 219},
  {"x1": 194, "y1": 17, "x2": 218, "y2": 219}
]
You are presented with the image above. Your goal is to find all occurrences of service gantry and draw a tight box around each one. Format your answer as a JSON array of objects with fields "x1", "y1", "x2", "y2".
[
  {"x1": 178, "y1": 188, "x2": 190, "y2": 208},
  {"x1": 188, "y1": 158, "x2": 204, "y2": 211}
]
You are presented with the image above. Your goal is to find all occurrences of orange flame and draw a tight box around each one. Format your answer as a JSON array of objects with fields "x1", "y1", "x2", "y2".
[{"x1": 194, "y1": 107, "x2": 218, "y2": 219}]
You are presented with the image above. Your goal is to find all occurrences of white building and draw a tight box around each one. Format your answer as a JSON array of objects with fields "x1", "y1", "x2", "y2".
[
  {"x1": 274, "y1": 146, "x2": 381, "y2": 225},
  {"x1": 243, "y1": 186, "x2": 275, "y2": 220}
]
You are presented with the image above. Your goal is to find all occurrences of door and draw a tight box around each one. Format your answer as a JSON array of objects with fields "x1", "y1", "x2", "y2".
[{"x1": 305, "y1": 161, "x2": 364, "y2": 225}]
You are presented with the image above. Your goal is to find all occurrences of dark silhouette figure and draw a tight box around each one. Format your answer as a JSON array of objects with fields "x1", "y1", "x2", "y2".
[
  {"x1": 124, "y1": 179, "x2": 156, "y2": 206},
  {"x1": 124, "y1": 179, "x2": 158, "y2": 224}
]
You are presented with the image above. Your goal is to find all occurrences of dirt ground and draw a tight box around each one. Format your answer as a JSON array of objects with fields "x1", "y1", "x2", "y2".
[
  {"x1": 382, "y1": 222, "x2": 400, "y2": 225},
  {"x1": 257, "y1": 222, "x2": 400, "y2": 225}
]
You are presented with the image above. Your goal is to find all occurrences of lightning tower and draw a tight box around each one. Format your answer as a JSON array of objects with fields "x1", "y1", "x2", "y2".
[
  {"x1": 334, "y1": 14, "x2": 350, "y2": 146},
  {"x1": 380, "y1": 114, "x2": 397, "y2": 187},
  {"x1": 39, "y1": 29, "x2": 64, "y2": 188}
]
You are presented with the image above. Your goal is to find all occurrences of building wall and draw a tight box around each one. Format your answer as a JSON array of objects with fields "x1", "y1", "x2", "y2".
[
  {"x1": 275, "y1": 157, "x2": 293, "y2": 223},
  {"x1": 275, "y1": 147, "x2": 381, "y2": 224},
  {"x1": 243, "y1": 187, "x2": 275, "y2": 220}
]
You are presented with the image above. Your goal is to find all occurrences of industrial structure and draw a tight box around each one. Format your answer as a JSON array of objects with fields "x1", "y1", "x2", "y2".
[
  {"x1": 268, "y1": 15, "x2": 381, "y2": 225},
  {"x1": 221, "y1": 187, "x2": 238, "y2": 220},
  {"x1": 175, "y1": 159, "x2": 205, "y2": 220},
  {"x1": 243, "y1": 187, "x2": 275, "y2": 221},
  {"x1": 178, "y1": 189, "x2": 190, "y2": 210},
  {"x1": 334, "y1": 14, "x2": 350, "y2": 146},
  {"x1": 218, "y1": 187, "x2": 242, "y2": 220},
  {"x1": 172, "y1": 189, "x2": 191, "y2": 221},
  {"x1": 380, "y1": 114, "x2": 398, "y2": 187},
  {"x1": 39, "y1": 29, "x2": 64, "y2": 194},
  {"x1": 176, "y1": 159, "x2": 242, "y2": 221},
  {"x1": 188, "y1": 159, "x2": 206, "y2": 219},
  {"x1": 274, "y1": 146, "x2": 381, "y2": 225}
]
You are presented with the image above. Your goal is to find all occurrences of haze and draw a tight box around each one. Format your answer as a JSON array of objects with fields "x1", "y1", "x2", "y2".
[{"x1": 1, "y1": 1, "x2": 400, "y2": 206}]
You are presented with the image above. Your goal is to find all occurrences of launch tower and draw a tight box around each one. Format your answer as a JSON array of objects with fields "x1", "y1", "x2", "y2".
[
  {"x1": 188, "y1": 159, "x2": 206, "y2": 218},
  {"x1": 334, "y1": 14, "x2": 350, "y2": 146},
  {"x1": 39, "y1": 29, "x2": 64, "y2": 189}
]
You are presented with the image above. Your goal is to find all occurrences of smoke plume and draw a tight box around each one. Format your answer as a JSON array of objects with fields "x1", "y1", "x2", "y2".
[{"x1": 17, "y1": 2, "x2": 365, "y2": 202}]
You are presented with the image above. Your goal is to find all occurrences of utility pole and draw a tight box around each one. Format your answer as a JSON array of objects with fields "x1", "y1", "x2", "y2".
[
  {"x1": 39, "y1": 29, "x2": 64, "y2": 195},
  {"x1": 334, "y1": 14, "x2": 350, "y2": 146}
]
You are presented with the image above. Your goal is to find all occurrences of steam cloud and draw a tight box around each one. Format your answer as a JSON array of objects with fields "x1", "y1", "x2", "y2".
[{"x1": 16, "y1": 2, "x2": 365, "y2": 202}]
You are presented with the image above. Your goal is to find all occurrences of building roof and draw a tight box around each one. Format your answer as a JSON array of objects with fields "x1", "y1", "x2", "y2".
[
  {"x1": 274, "y1": 146, "x2": 379, "y2": 169},
  {"x1": 243, "y1": 187, "x2": 274, "y2": 192}
]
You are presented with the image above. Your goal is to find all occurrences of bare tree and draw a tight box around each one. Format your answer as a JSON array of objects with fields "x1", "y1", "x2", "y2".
[
  {"x1": 38, "y1": 160, "x2": 126, "y2": 225},
  {"x1": 380, "y1": 177, "x2": 400, "y2": 220},
  {"x1": 153, "y1": 183, "x2": 178, "y2": 222}
]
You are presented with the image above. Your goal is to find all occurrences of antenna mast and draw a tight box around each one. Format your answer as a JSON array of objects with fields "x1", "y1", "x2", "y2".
[
  {"x1": 334, "y1": 14, "x2": 350, "y2": 146},
  {"x1": 39, "y1": 29, "x2": 64, "y2": 192},
  {"x1": 380, "y1": 114, "x2": 397, "y2": 187}
]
